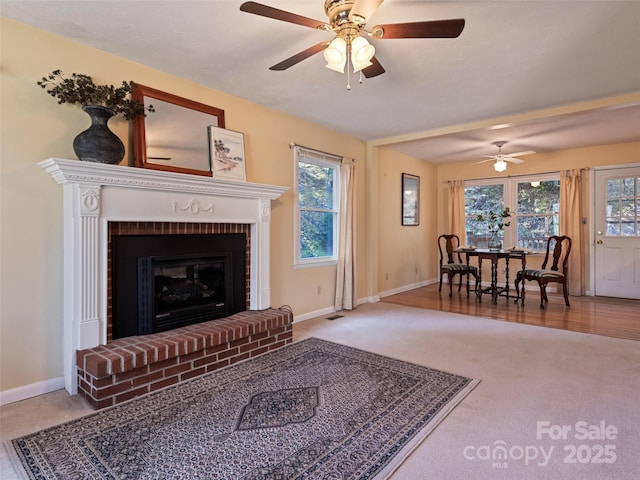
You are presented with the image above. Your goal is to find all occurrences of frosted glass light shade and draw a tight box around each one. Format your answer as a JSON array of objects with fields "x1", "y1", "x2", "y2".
[
  {"x1": 324, "y1": 37, "x2": 347, "y2": 73},
  {"x1": 351, "y1": 36, "x2": 375, "y2": 72},
  {"x1": 493, "y1": 159, "x2": 507, "y2": 172}
]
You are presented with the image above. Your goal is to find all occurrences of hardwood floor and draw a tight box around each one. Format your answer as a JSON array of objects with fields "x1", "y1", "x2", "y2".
[{"x1": 381, "y1": 283, "x2": 640, "y2": 341}]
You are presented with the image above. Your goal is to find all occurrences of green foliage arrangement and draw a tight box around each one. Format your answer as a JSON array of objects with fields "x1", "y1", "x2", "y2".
[
  {"x1": 476, "y1": 207, "x2": 511, "y2": 233},
  {"x1": 37, "y1": 70, "x2": 154, "y2": 120}
]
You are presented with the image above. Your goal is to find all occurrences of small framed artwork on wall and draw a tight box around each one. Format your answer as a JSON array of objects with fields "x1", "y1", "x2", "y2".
[
  {"x1": 402, "y1": 173, "x2": 420, "y2": 226},
  {"x1": 208, "y1": 126, "x2": 247, "y2": 181}
]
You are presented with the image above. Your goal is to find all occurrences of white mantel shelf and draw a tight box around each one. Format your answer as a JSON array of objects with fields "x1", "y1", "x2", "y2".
[
  {"x1": 40, "y1": 158, "x2": 287, "y2": 200},
  {"x1": 40, "y1": 158, "x2": 288, "y2": 395}
]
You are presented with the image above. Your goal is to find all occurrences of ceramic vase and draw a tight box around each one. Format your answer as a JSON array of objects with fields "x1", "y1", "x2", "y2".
[{"x1": 73, "y1": 105, "x2": 125, "y2": 164}]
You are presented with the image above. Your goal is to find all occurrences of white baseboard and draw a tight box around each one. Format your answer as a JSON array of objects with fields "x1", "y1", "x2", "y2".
[
  {"x1": 292, "y1": 294, "x2": 384, "y2": 323},
  {"x1": 378, "y1": 279, "x2": 436, "y2": 299},
  {"x1": 293, "y1": 306, "x2": 339, "y2": 323},
  {"x1": 0, "y1": 377, "x2": 65, "y2": 406}
]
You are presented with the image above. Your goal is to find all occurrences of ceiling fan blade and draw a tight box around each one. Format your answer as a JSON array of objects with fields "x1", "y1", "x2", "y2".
[
  {"x1": 372, "y1": 19, "x2": 465, "y2": 39},
  {"x1": 505, "y1": 157, "x2": 526, "y2": 164},
  {"x1": 350, "y1": 0, "x2": 384, "y2": 24},
  {"x1": 362, "y1": 56, "x2": 385, "y2": 78},
  {"x1": 508, "y1": 150, "x2": 536, "y2": 157},
  {"x1": 240, "y1": 1, "x2": 328, "y2": 30},
  {"x1": 472, "y1": 159, "x2": 496, "y2": 165},
  {"x1": 269, "y1": 42, "x2": 329, "y2": 71}
]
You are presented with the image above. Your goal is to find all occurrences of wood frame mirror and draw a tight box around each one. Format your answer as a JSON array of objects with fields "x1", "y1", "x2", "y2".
[{"x1": 132, "y1": 84, "x2": 225, "y2": 176}]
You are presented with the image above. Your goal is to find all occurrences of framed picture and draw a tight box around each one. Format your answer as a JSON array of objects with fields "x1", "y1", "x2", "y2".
[
  {"x1": 208, "y1": 126, "x2": 247, "y2": 181},
  {"x1": 402, "y1": 173, "x2": 420, "y2": 226},
  {"x1": 132, "y1": 84, "x2": 225, "y2": 177}
]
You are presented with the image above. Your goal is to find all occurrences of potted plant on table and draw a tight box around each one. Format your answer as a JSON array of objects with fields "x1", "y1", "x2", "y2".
[
  {"x1": 476, "y1": 207, "x2": 511, "y2": 249},
  {"x1": 38, "y1": 70, "x2": 154, "y2": 164}
]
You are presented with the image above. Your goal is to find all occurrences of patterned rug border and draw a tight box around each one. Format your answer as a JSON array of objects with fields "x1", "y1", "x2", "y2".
[{"x1": 7, "y1": 338, "x2": 480, "y2": 480}]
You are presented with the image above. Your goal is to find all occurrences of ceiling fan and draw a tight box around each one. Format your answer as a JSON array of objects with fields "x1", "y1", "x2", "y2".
[
  {"x1": 239, "y1": 0, "x2": 465, "y2": 82},
  {"x1": 473, "y1": 141, "x2": 536, "y2": 172}
]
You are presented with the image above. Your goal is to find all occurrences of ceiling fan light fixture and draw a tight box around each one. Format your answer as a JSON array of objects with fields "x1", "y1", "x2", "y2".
[
  {"x1": 350, "y1": 36, "x2": 375, "y2": 72},
  {"x1": 493, "y1": 159, "x2": 507, "y2": 172},
  {"x1": 324, "y1": 37, "x2": 347, "y2": 72}
]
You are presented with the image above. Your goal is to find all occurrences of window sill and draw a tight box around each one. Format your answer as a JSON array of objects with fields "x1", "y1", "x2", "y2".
[{"x1": 294, "y1": 259, "x2": 338, "y2": 269}]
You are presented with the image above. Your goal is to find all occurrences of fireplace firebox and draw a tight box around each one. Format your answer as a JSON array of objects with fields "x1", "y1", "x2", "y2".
[{"x1": 112, "y1": 233, "x2": 247, "y2": 339}]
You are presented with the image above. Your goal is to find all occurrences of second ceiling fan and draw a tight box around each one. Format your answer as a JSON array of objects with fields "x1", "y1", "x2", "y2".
[
  {"x1": 239, "y1": 0, "x2": 465, "y2": 80},
  {"x1": 474, "y1": 141, "x2": 536, "y2": 172}
]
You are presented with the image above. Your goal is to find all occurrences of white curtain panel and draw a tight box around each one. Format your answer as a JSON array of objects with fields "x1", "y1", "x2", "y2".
[
  {"x1": 448, "y1": 180, "x2": 466, "y2": 242},
  {"x1": 335, "y1": 158, "x2": 356, "y2": 310},
  {"x1": 560, "y1": 169, "x2": 585, "y2": 296}
]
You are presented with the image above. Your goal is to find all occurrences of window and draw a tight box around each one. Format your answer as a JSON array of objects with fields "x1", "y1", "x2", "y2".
[
  {"x1": 464, "y1": 174, "x2": 560, "y2": 251},
  {"x1": 605, "y1": 176, "x2": 639, "y2": 236},
  {"x1": 515, "y1": 177, "x2": 560, "y2": 250},
  {"x1": 294, "y1": 146, "x2": 340, "y2": 267},
  {"x1": 465, "y1": 181, "x2": 505, "y2": 247}
]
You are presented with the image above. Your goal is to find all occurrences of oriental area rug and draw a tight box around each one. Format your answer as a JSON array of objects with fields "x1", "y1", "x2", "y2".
[{"x1": 8, "y1": 338, "x2": 478, "y2": 480}]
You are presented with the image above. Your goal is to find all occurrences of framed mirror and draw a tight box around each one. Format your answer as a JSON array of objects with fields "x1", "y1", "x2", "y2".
[{"x1": 132, "y1": 84, "x2": 225, "y2": 176}]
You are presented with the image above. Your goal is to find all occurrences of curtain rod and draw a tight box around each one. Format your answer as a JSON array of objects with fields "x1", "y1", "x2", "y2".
[
  {"x1": 289, "y1": 142, "x2": 354, "y2": 162},
  {"x1": 288, "y1": 142, "x2": 350, "y2": 161},
  {"x1": 446, "y1": 167, "x2": 589, "y2": 183}
]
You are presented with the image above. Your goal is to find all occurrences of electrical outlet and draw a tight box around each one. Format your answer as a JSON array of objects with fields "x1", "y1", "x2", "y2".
[
  {"x1": 385, "y1": 273, "x2": 389, "y2": 280},
  {"x1": 317, "y1": 285, "x2": 321, "y2": 295}
]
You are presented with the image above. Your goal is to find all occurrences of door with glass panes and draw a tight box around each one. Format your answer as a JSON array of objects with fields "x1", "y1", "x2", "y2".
[{"x1": 594, "y1": 167, "x2": 640, "y2": 299}]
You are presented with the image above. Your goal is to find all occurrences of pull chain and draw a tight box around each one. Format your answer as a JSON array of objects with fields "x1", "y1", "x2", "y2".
[{"x1": 346, "y1": 46, "x2": 351, "y2": 90}]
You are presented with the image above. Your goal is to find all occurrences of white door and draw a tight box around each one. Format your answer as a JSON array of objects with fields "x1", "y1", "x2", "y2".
[{"x1": 594, "y1": 167, "x2": 640, "y2": 299}]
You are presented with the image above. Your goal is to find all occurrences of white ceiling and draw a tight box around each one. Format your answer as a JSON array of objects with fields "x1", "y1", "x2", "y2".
[{"x1": 2, "y1": 0, "x2": 640, "y2": 164}]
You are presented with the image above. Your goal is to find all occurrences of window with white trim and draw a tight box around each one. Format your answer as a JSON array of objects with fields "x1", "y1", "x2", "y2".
[
  {"x1": 465, "y1": 173, "x2": 560, "y2": 251},
  {"x1": 293, "y1": 146, "x2": 340, "y2": 267}
]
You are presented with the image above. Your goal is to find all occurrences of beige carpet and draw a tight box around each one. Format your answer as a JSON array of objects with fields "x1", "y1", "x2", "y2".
[
  {"x1": 294, "y1": 303, "x2": 640, "y2": 479},
  {"x1": 2, "y1": 302, "x2": 639, "y2": 479}
]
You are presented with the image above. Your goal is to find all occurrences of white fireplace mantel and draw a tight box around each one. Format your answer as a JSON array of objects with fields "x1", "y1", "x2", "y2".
[{"x1": 40, "y1": 158, "x2": 287, "y2": 394}]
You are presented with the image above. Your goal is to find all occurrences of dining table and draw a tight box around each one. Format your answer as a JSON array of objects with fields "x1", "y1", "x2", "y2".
[{"x1": 459, "y1": 248, "x2": 528, "y2": 304}]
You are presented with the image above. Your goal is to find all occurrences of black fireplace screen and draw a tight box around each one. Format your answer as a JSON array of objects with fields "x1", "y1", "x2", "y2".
[
  {"x1": 154, "y1": 258, "x2": 225, "y2": 316},
  {"x1": 138, "y1": 254, "x2": 231, "y2": 334}
]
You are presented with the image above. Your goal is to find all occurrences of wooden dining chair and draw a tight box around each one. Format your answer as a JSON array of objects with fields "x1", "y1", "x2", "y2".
[
  {"x1": 514, "y1": 235, "x2": 572, "y2": 309},
  {"x1": 438, "y1": 234, "x2": 478, "y2": 297}
]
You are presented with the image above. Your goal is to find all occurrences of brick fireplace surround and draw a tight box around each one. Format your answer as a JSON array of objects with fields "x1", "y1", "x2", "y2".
[{"x1": 41, "y1": 158, "x2": 289, "y2": 408}]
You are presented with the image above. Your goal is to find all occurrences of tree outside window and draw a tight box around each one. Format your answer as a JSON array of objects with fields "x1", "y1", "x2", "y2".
[
  {"x1": 516, "y1": 180, "x2": 559, "y2": 250},
  {"x1": 465, "y1": 183, "x2": 505, "y2": 247},
  {"x1": 606, "y1": 176, "x2": 639, "y2": 236}
]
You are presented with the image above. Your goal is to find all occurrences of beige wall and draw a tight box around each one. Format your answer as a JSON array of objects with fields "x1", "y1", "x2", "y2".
[
  {"x1": 0, "y1": 18, "x2": 369, "y2": 392},
  {"x1": 376, "y1": 147, "x2": 438, "y2": 294}
]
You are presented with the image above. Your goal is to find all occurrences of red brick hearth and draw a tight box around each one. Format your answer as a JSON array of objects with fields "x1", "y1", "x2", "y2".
[{"x1": 76, "y1": 308, "x2": 293, "y2": 409}]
